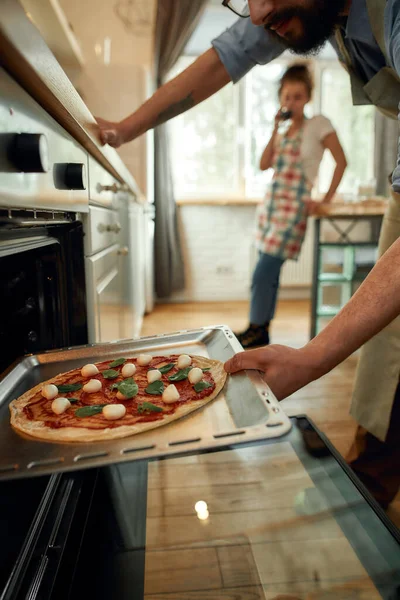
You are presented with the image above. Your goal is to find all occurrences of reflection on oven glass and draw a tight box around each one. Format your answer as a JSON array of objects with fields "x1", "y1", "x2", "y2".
[{"x1": 142, "y1": 443, "x2": 384, "y2": 599}]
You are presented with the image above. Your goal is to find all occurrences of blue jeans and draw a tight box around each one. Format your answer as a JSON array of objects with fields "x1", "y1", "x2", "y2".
[{"x1": 250, "y1": 252, "x2": 285, "y2": 325}]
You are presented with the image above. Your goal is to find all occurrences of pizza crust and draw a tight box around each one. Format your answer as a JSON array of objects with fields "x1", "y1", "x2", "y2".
[{"x1": 9, "y1": 356, "x2": 227, "y2": 443}]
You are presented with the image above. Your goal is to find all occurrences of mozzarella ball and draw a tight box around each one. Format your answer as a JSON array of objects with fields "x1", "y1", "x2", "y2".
[
  {"x1": 177, "y1": 354, "x2": 192, "y2": 369},
  {"x1": 116, "y1": 391, "x2": 128, "y2": 401},
  {"x1": 41, "y1": 384, "x2": 58, "y2": 400},
  {"x1": 137, "y1": 354, "x2": 152, "y2": 366},
  {"x1": 147, "y1": 369, "x2": 162, "y2": 384},
  {"x1": 103, "y1": 404, "x2": 126, "y2": 420},
  {"x1": 51, "y1": 397, "x2": 71, "y2": 415},
  {"x1": 188, "y1": 367, "x2": 203, "y2": 385},
  {"x1": 83, "y1": 379, "x2": 102, "y2": 393},
  {"x1": 121, "y1": 362, "x2": 136, "y2": 378},
  {"x1": 162, "y1": 384, "x2": 180, "y2": 404},
  {"x1": 81, "y1": 363, "x2": 99, "y2": 378}
]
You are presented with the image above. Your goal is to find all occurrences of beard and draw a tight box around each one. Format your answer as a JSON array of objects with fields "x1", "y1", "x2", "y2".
[{"x1": 265, "y1": 0, "x2": 347, "y2": 55}]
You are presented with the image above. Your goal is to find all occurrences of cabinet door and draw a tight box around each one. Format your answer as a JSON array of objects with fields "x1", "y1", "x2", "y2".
[{"x1": 85, "y1": 244, "x2": 123, "y2": 343}]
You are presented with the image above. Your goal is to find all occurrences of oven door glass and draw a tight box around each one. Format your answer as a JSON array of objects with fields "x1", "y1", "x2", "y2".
[{"x1": 71, "y1": 417, "x2": 400, "y2": 600}]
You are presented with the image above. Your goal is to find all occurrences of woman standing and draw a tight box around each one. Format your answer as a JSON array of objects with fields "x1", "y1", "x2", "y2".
[{"x1": 237, "y1": 64, "x2": 347, "y2": 349}]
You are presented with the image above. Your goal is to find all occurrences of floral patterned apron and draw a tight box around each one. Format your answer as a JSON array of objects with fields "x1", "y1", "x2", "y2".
[{"x1": 256, "y1": 125, "x2": 312, "y2": 261}]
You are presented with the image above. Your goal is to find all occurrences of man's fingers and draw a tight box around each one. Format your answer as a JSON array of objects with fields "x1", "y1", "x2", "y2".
[
  {"x1": 224, "y1": 348, "x2": 270, "y2": 373},
  {"x1": 100, "y1": 129, "x2": 117, "y2": 146}
]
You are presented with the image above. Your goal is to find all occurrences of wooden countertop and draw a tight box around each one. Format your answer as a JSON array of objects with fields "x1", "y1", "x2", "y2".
[
  {"x1": 313, "y1": 198, "x2": 388, "y2": 217},
  {"x1": 0, "y1": 0, "x2": 140, "y2": 195},
  {"x1": 177, "y1": 197, "x2": 389, "y2": 215}
]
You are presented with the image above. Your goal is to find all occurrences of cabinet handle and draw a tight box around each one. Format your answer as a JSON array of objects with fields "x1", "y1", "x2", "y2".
[
  {"x1": 98, "y1": 222, "x2": 121, "y2": 234},
  {"x1": 117, "y1": 246, "x2": 129, "y2": 256},
  {"x1": 109, "y1": 222, "x2": 122, "y2": 234},
  {"x1": 97, "y1": 182, "x2": 129, "y2": 194}
]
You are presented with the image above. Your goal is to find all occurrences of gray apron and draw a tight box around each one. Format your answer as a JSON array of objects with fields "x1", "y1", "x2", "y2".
[{"x1": 336, "y1": 0, "x2": 400, "y2": 441}]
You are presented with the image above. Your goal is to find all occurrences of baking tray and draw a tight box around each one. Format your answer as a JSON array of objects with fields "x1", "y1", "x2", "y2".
[{"x1": 0, "y1": 325, "x2": 291, "y2": 480}]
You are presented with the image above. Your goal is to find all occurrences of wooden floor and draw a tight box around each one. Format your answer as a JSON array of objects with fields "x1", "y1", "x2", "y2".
[{"x1": 141, "y1": 299, "x2": 400, "y2": 527}]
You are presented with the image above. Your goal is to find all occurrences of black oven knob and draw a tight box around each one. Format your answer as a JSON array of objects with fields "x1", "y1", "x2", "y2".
[
  {"x1": 64, "y1": 163, "x2": 87, "y2": 190},
  {"x1": 8, "y1": 133, "x2": 49, "y2": 173}
]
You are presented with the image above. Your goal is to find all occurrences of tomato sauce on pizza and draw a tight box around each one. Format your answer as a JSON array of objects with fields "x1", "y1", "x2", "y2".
[{"x1": 23, "y1": 355, "x2": 216, "y2": 430}]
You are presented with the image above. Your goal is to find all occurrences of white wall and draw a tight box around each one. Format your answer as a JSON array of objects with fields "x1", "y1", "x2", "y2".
[
  {"x1": 59, "y1": 0, "x2": 156, "y2": 194},
  {"x1": 170, "y1": 204, "x2": 313, "y2": 302}
]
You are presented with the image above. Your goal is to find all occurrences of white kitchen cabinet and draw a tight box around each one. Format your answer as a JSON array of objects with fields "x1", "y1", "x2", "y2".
[{"x1": 85, "y1": 243, "x2": 126, "y2": 343}]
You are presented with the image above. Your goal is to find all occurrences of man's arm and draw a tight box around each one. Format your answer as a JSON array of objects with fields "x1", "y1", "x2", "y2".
[
  {"x1": 97, "y1": 48, "x2": 231, "y2": 147},
  {"x1": 387, "y1": 0, "x2": 400, "y2": 192},
  {"x1": 97, "y1": 18, "x2": 285, "y2": 147},
  {"x1": 225, "y1": 236, "x2": 400, "y2": 400}
]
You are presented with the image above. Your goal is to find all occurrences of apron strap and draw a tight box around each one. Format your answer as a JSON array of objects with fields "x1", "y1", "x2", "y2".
[
  {"x1": 334, "y1": 27, "x2": 353, "y2": 71},
  {"x1": 366, "y1": 0, "x2": 390, "y2": 64}
]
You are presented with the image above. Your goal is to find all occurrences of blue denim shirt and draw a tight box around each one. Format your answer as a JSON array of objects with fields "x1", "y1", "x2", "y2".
[{"x1": 212, "y1": 0, "x2": 400, "y2": 192}]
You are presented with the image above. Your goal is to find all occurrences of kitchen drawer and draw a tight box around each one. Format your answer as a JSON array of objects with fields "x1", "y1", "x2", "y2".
[
  {"x1": 88, "y1": 155, "x2": 123, "y2": 209},
  {"x1": 84, "y1": 243, "x2": 123, "y2": 343},
  {"x1": 83, "y1": 205, "x2": 121, "y2": 256}
]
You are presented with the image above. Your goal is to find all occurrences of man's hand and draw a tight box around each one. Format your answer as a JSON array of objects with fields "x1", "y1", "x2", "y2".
[
  {"x1": 224, "y1": 344, "x2": 323, "y2": 400},
  {"x1": 96, "y1": 117, "x2": 126, "y2": 147}
]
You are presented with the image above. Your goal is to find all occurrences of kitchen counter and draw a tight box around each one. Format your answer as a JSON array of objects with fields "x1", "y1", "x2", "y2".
[
  {"x1": 313, "y1": 198, "x2": 388, "y2": 217},
  {"x1": 0, "y1": 0, "x2": 140, "y2": 196}
]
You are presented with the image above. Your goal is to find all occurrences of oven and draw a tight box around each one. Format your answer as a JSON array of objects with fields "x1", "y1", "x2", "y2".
[{"x1": 0, "y1": 65, "x2": 93, "y2": 599}]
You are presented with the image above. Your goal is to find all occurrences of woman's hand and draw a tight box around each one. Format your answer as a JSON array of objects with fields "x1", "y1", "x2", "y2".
[
  {"x1": 304, "y1": 199, "x2": 321, "y2": 215},
  {"x1": 274, "y1": 109, "x2": 283, "y2": 130},
  {"x1": 95, "y1": 117, "x2": 126, "y2": 148}
]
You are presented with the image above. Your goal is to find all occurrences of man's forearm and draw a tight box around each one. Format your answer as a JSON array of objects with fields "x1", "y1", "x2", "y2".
[
  {"x1": 119, "y1": 48, "x2": 231, "y2": 143},
  {"x1": 305, "y1": 236, "x2": 400, "y2": 376}
]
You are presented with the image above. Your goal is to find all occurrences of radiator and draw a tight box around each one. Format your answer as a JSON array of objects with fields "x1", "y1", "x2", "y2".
[{"x1": 250, "y1": 225, "x2": 314, "y2": 287}]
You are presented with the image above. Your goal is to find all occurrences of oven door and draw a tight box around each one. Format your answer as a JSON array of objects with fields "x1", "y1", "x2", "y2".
[{"x1": 0, "y1": 469, "x2": 97, "y2": 600}]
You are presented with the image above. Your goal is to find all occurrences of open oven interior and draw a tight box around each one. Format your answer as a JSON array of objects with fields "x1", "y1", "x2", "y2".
[{"x1": 0, "y1": 212, "x2": 88, "y2": 375}]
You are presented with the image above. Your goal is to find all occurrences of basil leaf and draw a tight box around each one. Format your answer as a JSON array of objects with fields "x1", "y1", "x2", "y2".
[
  {"x1": 110, "y1": 378, "x2": 136, "y2": 393},
  {"x1": 138, "y1": 401, "x2": 163, "y2": 414},
  {"x1": 118, "y1": 380, "x2": 139, "y2": 399},
  {"x1": 109, "y1": 358, "x2": 126, "y2": 368},
  {"x1": 68, "y1": 398, "x2": 79, "y2": 403},
  {"x1": 145, "y1": 381, "x2": 164, "y2": 395},
  {"x1": 75, "y1": 405, "x2": 105, "y2": 418},
  {"x1": 194, "y1": 381, "x2": 213, "y2": 393},
  {"x1": 57, "y1": 382, "x2": 82, "y2": 393},
  {"x1": 168, "y1": 367, "x2": 191, "y2": 382},
  {"x1": 202, "y1": 368, "x2": 211, "y2": 372},
  {"x1": 102, "y1": 369, "x2": 119, "y2": 379},
  {"x1": 159, "y1": 363, "x2": 174, "y2": 374}
]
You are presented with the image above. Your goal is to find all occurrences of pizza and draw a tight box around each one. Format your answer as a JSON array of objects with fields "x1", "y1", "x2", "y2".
[{"x1": 9, "y1": 354, "x2": 227, "y2": 443}]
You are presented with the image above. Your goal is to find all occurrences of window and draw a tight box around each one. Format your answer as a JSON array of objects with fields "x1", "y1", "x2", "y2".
[
  {"x1": 169, "y1": 57, "x2": 375, "y2": 200},
  {"x1": 170, "y1": 79, "x2": 239, "y2": 197},
  {"x1": 318, "y1": 66, "x2": 375, "y2": 197}
]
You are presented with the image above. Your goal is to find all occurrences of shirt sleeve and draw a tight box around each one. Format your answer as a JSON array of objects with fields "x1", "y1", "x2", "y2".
[
  {"x1": 315, "y1": 115, "x2": 336, "y2": 142},
  {"x1": 386, "y1": 0, "x2": 400, "y2": 192},
  {"x1": 212, "y1": 18, "x2": 285, "y2": 84}
]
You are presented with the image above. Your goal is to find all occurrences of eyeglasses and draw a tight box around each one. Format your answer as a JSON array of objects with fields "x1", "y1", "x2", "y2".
[{"x1": 222, "y1": 0, "x2": 250, "y2": 18}]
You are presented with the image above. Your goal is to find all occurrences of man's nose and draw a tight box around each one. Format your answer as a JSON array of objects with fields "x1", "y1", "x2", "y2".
[{"x1": 248, "y1": 0, "x2": 275, "y2": 25}]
